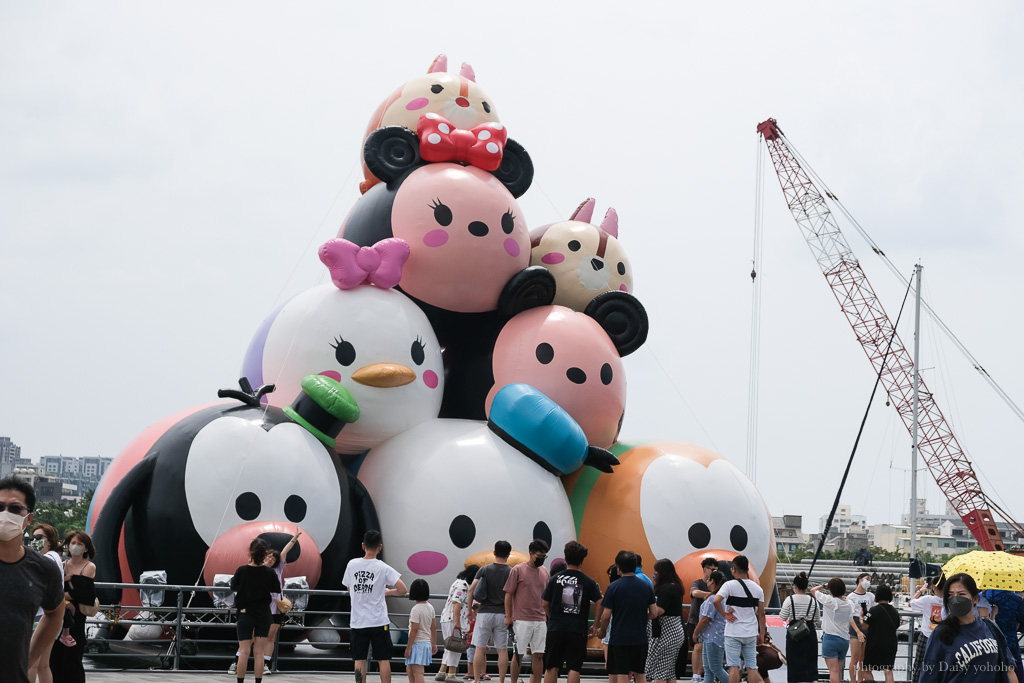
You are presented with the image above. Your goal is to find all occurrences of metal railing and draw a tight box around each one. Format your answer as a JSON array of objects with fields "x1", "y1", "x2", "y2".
[{"x1": 86, "y1": 583, "x2": 939, "y2": 680}]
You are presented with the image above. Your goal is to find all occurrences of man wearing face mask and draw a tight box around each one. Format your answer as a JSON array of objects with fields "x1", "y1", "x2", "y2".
[
  {"x1": 0, "y1": 476, "x2": 65, "y2": 683},
  {"x1": 504, "y1": 539, "x2": 551, "y2": 683}
]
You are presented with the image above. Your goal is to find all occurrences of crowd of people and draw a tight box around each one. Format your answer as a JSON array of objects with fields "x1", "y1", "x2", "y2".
[
  {"x1": 0, "y1": 475, "x2": 98, "y2": 683},
  {"x1": 3, "y1": 473, "x2": 1023, "y2": 683}
]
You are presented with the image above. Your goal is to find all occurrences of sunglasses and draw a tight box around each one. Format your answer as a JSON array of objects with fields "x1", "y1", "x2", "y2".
[{"x1": 0, "y1": 502, "x2": 29, "y2": 515}]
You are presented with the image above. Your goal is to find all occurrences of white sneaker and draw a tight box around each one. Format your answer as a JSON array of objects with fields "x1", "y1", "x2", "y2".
[
  {"x1": 227, "y1": 662, "x2": 237, "y2": 674},
  {"x1": 692, "y1": 676, "x2": 703, "y2": 683},
  {"x1": 436, "y1": 674, "x2": 448, "y2": 682}
]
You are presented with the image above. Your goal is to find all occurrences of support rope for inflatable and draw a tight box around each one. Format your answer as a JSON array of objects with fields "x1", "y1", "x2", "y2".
[{"x1": 808, "y1": 270, "x2": 915, "y2": 579}]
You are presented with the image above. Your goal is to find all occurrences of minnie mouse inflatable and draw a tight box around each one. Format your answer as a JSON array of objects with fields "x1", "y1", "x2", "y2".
[{"x1": 340, "y1": 114, "x2": 555, "y2": 418}]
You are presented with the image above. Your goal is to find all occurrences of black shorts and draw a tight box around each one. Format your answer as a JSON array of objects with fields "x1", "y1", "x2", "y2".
[
  {"x1": 684, "y1": 622, "x2": 697, "y2": 646},
  {"x1": 543, "y1": 631, "x2": 587, "y2": 672},
  {"x1": 236, "y1": 607, "x2": 272, "y2": 640},
  {"x1": 352, "y1": 625, "x2": 393, "y2": 661},
  {"x1": 272, "y1": 612, "x2": 286, "y2": 625},
  {"x1": 607, "y1": 643, "x2": 648, "y2": 675}
]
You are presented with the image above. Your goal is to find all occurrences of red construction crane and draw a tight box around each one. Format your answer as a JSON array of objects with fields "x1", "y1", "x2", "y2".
[{"x1": 756, "y1": 117, "x2": 1006, "y2": 551}]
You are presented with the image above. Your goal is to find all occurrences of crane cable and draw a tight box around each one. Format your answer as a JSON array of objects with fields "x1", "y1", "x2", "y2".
[
  {"x1": 746, "y1": 137, "x2": 765, "y2": 483},
  {"x1": 810, "y1": 271, "x2": 916, "y2": 579},
  {"x1": 782, "y1": 134, "x2": 1024, "y2": 427}
]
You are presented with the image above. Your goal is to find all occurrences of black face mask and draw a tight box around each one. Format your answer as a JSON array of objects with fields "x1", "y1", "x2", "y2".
[{"x1": 534, "y1": 555, "x2": 547, "y2": 567}]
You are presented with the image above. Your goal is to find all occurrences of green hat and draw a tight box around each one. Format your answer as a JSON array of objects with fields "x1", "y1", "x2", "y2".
[{"x1": 284, "y1": 375, "x2": 360, "y2": 447}]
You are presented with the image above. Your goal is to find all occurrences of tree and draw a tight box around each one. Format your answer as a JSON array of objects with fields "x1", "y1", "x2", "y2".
[{"x1": 32, "y1": 489, "x2": 94, "y2": 539}]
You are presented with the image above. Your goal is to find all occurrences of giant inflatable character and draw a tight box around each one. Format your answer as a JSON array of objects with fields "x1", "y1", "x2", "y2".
[
  {"x1": 356, "y1": 418, "x2": 578, "y2": 593},
  {"x1": 242, "y1": 238, "x2": 445, "y2": 455},
  {"x1": 88, "y1": 381, "x2": 377, "y2": 631},
  {"x1": 565, "y1": 440, "x2": 777, "y2": 602},
  {"x1": 485, "y1": 303, "x2": 648, "y2": 449},
  {"x1": 530, "y1": 198, "x2": 635, "y2": 312},
  {"x1": 359, "y1": 54, "x2": 502, "y2": 194},
  {"x1": 342, "y1": 120, "x2": 554, "y2": 418}
]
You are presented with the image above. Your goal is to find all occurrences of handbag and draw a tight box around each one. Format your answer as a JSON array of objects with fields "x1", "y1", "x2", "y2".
[
  {"x1": 786, "y1": 595, "x2": 814, "y2": 642},
  {"x1": 757, "y1": 637, "x2": 786, "y2": 671},
  {"x1": 79, "y1": 598, "x2": 101, "y2": 617},
  {"x1": 275, "y1": 597, "x2": 293, "y2": 614},
  {"x1": 444, "y1": 627, "x2": 469, "y2": 653}
]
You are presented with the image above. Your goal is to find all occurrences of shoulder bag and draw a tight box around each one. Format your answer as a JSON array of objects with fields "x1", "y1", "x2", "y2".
[{"x1": 786, "y1": 595, "x2": 813, "y2": 642}]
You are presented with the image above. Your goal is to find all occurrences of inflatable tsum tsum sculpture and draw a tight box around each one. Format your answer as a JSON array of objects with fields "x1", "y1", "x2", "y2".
[{"x1": 359, "y1": 54, "x2": 502, "y2": 194}]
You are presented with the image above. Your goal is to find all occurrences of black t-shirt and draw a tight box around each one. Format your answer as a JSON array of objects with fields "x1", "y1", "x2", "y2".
[
  {"x1": 602, "y1": 575, "x2": 656, "y2": 646},
  {"x1": 542, "y1": 568, "x2": 602, "y2": 633},
  {"x1": 476, "y1": 562, "x2": 512, "y2": 613},
  {"x1": 231, "y1": 564, "x2": 281, "y2": 612},
  {"x1": 656, "y1": 582, "x2": 684, "y2": 617},
  {"x1": 688, "y1": 578, "x2": 708, "y2": 624},
  {"x1": 0, "y1": 548, "x2": 64, "y2": 683}
]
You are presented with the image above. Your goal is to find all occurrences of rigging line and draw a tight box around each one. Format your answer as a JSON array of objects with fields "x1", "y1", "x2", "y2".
[
  {"x1": 782, "y1": 135, "x2": 1024, "y2": 425},
  {"x1": 747, "y1": 137, "x2": 764, "y2": 481},
  {"x1": 808, "y1": 270, "x2": 916, "y2": 580},
  {"x1": 640, "y1": 344, "x2": 722, "y2": 454},
  {"x1": 185, "y1": 163, "x2": 361, "y2": 603}
]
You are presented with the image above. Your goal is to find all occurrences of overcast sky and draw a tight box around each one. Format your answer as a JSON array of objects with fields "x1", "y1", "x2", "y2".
[{"x1": 2, "y1": 2, "x2": 1022, "y2": 535}]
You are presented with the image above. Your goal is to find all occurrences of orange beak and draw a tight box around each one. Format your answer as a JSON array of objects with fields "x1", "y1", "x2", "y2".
[
  {"x1": 351, "y1": 363, "x2": 416, "y2": 388},
  {"x1": 465, "y1": 550, "x2": 530, "y2": 568}
]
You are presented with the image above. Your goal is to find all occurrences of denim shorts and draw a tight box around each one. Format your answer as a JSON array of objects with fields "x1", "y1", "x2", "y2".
[
  {"x1": 724, "y1": 635, "x2": 757, "y2": 669},
  {"x1": 821, "y1": 633, "x2": 850, "y2": 662}
]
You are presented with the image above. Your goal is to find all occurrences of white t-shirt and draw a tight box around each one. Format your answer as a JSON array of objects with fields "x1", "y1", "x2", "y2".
[
  {"x1": 716, "y1": 578, "x2": 764, "y2": 638},
  {"x1": 909, "y1": 595, "x2": 944, "y2": 637},
  {"x1": 815, "y1": 591, "x2": 853, "y2": 639},
  {"x1": 343, "y1": 557, "x2": 402, "y2": 628},
  {"x1": 441, "y1": 579, "x2": 469, "y2": 629},
  {"x1": 847, "y1": 590, "x2": 876, "y2": 626},
  {"x1": 779, "y1": 593, "x2": 818, "y2": 623},
  {"x1": 410, "y1": 602, "x2": 436, "y2": 644}
]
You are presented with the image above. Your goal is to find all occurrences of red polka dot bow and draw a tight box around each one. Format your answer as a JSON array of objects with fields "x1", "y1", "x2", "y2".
[{"x1": 417, "y1": 113, "x2": 507, "y2": 172}]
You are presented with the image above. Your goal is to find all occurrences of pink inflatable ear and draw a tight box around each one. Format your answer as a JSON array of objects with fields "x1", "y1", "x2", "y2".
[
  {"x1": 460, "y1": 62, "x2": 477, "y2": 82},
  {"x1": 428, "y1": 54, "x2": 448, "y2": 73},
  {"x1": 600, "y1": 208, "x2": 619, "y2": 238},
  {"x1": 570, "y1": 197, "x2": 596, "y2": 223}
]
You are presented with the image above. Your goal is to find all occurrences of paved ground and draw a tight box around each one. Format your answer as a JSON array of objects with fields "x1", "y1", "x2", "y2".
[{"x1": 83, "y1": 674, "x2": 614, "y2": 683}]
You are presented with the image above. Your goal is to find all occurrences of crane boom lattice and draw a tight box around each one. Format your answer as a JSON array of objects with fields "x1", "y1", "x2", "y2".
[{"x1": 756, "y1": 118, "x2": 1004, "y2": 551}]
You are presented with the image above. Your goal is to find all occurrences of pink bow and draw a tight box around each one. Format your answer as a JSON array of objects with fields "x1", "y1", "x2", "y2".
[
  {"x1": 319, "y1": 238, "x2": 410, "y2": 290},
  {"x1": 417, "y1": 113, "x2": 508, "y2": 172}
]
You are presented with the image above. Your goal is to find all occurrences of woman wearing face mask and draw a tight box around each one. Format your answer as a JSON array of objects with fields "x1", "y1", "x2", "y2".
[
  {"x1": 49, "y1": 530, "x2": 97, "y2": 683},
  {"x1": 920, "y1": 573, "x2": 1019, "y2": 683},
  {"x1": 847, "y1": 573, "x2": 876, "y2": 683}
]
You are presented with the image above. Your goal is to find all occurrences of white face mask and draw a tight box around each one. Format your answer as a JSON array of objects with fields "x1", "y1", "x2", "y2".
[
  {"x1": 860, "y1": 579, "x2": 871, "y2": 590},
  {"x1": 0, "y1": 510, "x2": 28, "y2": 542},
  {"x1": 69, "y1": 543, "x2": 86, "y2": 557}
]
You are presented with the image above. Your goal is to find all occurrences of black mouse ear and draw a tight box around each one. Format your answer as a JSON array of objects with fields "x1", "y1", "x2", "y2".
[
  {"x1": 364, "y1": 126, "x2": 422, "y2": 184},
  {"x1": 492, "y1": 138, "x2": 533, "y2": 198},
  {"x1": 584, "y1": 291, "x2": 649, "y2": 357}
]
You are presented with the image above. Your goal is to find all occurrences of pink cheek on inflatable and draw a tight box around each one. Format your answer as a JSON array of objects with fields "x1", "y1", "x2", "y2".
[
  {"x1": 541, "y1": 252, "x2": 564, "y2": 265},
  {"x1": 424, "y1": 230, "x2": 449, "y2": 248},
  {"x1": 504, "y1": 238, "x2": 520, "y2": 257},
  {"x1": 406, "y1": 98, "x2": 429, "y2": 111},
  {"x1": 619, "y1": 284, "x2": 629, "y2": 292},
  {"x1": 407, "y1": 550, "x2": 448, "y2": 575},
  {"x1": 319, "y1": 370, "x2": 342, "y2": 382},
  {"x1": 423, "y1": 370, "x2": 439, "y2": 389}
]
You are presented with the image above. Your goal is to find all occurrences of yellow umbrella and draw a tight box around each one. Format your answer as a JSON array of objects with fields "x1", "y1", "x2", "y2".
[{"x1": 941, "y1": 550, "x2": 1024, "y2": 591}]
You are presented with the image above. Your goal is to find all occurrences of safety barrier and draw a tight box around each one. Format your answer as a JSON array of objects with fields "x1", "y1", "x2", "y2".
[{"x1": 85, "y1": 582, "x2": 938, "y2": 680}]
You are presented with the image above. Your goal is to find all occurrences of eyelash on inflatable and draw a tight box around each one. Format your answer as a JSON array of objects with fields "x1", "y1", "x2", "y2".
[
  {"x1": 429, "y1": 198, "x2": 444, "y2": 209},
  {"x1": 504, "y1": 209, "x2": 517, "y2": 221},
  {"x1": 415, "y1": 335, "x2": 425, "y2": 349},
  {"x1": 330, "y1": 336, "x2": 345, "y2": 349}
]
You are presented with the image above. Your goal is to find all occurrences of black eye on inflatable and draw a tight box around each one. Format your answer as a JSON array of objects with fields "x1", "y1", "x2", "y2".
[
  {"x1": 332, "y1": 337, "x2": 356, "y2": 366},
  {"x1": 600, "y1": 363, "x2": 614, "y2": 385},
  {"x1": 532, "y1": 521, "x2": 552, "y2": 547},
  {"x1": 411, "y1": 338, "x2": 426, "y2": 365},
  {"x1": 688, "y1": 522, "x2": 711, "y2": 549},
  {"x1": 568, "y1": 240, "x2": 582, "y2": 252},
  {"x1": 584, "y1": 290, "x2": 650, "y2": 357},
  {"x1": 431, "y1": 199, "x2": 453, "y2": 227},
  {"x1": 482, "y1": 101, "x2": 491, "y2": 113},
  {"x1": 236, "y1": 492, "x2": 261, "y2": 521},
  {"x1": 430, "y1": 84, "x2": 444, "y2": 94},
  {"x1": 501, "y1": 210, "x2": 515, "y2": 235},
  {"x1": 364, "y1": 126, "x2": 423, "y2": 185},
  {"x1": 449, "y1": 515, "x2": 476, "y2": 549},
  {"x1": 617, "y1": 262, "x2": 626, "y2": 275},
  {"x1": 535, "y1": 343, "x2": 554, "y2": 364},
  {"x1": 730, "y1": 525, "x2": 748, "y2": 551},
  {"x1": 284, "y1": 495, "x2": 307, "y2": 523},
  {"x1": 491, "y1": 138, "x2": 534, "y2": 199}
]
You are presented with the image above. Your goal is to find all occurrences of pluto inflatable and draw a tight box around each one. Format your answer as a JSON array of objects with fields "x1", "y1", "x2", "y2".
[{"x1": 565, "y1": 440, "x2": 777, "y2": 600}]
